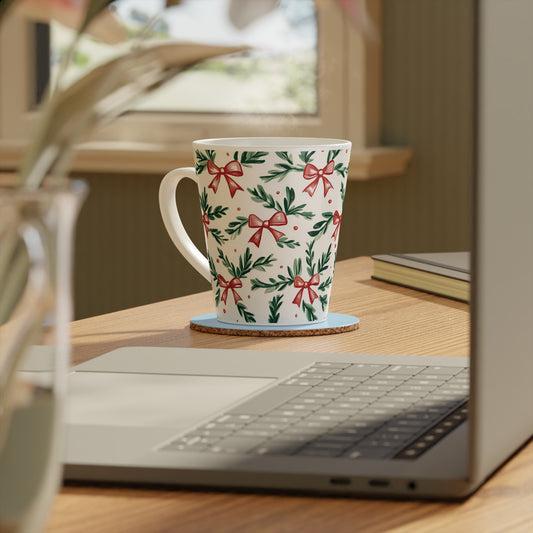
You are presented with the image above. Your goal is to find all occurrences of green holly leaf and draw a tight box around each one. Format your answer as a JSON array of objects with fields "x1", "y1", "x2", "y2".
[
  {"x1": 208, "y1": 254, "x2": 218, "y2": 282},
  {"x1": 236, "y1": 247, "x2": 254, "y2": 278},
  {"x1": 308, "y1": 212, "x2": 335, "y2": 238},
  {"x1": 283, "y1": 187, "x2": 314, "y2": 219},
  {"x1": 260, "y1": 163, "x2": 294, "y2": 183},
  {"x1": 287, "y1": 258, "x2": 302, "y2": 279},
  {"x1": 276, "y1": 237, "x2": 300, "y2": 249},
  {"x1": 327, "y1": 149, "x2": 341, "y2": 161},
  {"x1": 210, "y1": 228, "x2": 228, "y2": 245},
  {"x1": 248, "y1": 185, "x2": 280, "y2": 210},
  {"x1": 276, "y1": 151, "x2": 293, "y2": 164},
  {"x1": 208, "y1": 255, "x2": 222, "y2": 306},
  {"x1": 208, "y1": 205, "x2": 229, "y2": 220},
  {"x1": 260, "y1": 153, "x2": 304, "y2": 182},
  {"x1": 268, "y1": 294, "x2": 283, "y2": 323},
  {"x1": 306, "y1": 241, "x2": 316, "y2": 276},
  {"x1": 250, "y1": 267, "x2": 297, "y2": 292},
  {"x1": 252, "y1": 254, "x2": 276, "y2": 271},
  {"x1": 302, "y1": 301, "x2": 318, "y2": 321},
  {"x1": 317, "y1": 244, "x2": 333, "y2": 275},
  {"x1": 237, "y1": 302, "x2": 256, "y2": 323},
  {"x1": 299, "y1": 151, "x2": 315, "y2": 164},
  {"x1": 319, "y1": 294, "x2": 329, "y2": 312},
  {"x1": 195, "y1": 149, "x2": 216, "y2": 174},
  {"x1": 217, "y1": 248, "x2": 235, "y2": 276},
  {"x1": 240, "y1": 151, "x2": 268, "y2": 166},
  {"x1": 226, "y1": 216, "x2": 249, "y2": 238},
  {"x1": 335, "y1": 162, "x2": 348, "y2": 178}
]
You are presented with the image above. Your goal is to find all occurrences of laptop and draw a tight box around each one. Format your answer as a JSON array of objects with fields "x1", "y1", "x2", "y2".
[{"x1": 22, "y1": 0, "x2": 533, "y2": 499}]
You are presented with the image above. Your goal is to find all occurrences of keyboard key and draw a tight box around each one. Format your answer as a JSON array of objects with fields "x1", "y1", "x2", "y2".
[
  {"x1": 297, "y1": 447, "x2": 344, "y2": 457},
  {"x1": 395, "y1": 384, "x2": 436, "y2": 393},
  {"x1": 267, "y1": 409, "x2": 306, "y2": 419},
  {"x1": 411, "y1": 374, "x2": 449, "y2": 382},
  {"x1": 409, "y1": 378, "x2": 447, "y2": 386},
  {"x1": 188, "y1": 428, "x2": 233, "y2": 438},
  {"x1": 159, "y1": 362, "x2": 470, "y2": 462},
  {"x1": 306, "y1": 413, "x2": 348, "y2": 423},
  {"x1": 312, "y1": 362, "x2": 351, "y2": 369},
  {"x1": 211, "y1": 436, "x2": 267, "y2": 454},
  {"x1": 245, "y1": 422, "x2": 288, "y2": 433},
  {"x1": 316, "y1": 433, "x2": 362, "y2": 444},
  {"x1": 252, "y1": 440, "x2": 304, "y2": 456},
  {"x1": 368, "y1": 431, "x2": 413, "y2": 443},
  {"x1": 229, "y1": 385, "x2": 309, "y2": 415},
  {"x1": 378, "y1": 396, "x2": 418, "y2": 405},
  {"x1": 260, "y1": 415, "x2": 299, "y2": 425},
  {"x1": 344, "y1": 446, "x2": 393, "y2": 460},
  {"x1": 282, "y1": 378, "x2": 323, "y2": 387},
  {"x1": 297, "y1": 439, "x2": 352, "y2": 456},
  {"x1": 379, "y1": 365, "x2": 425, "y2": 376},
  {"x1": 379, "y1": 424, "x2": 424, "y2": 435},
  {"x1": 215, "y1": 414, "x2": 256, "y2": 423},
  {"x1": 338, "y1": 364, "x2": 388, "y2": 377},
  {"x1": 297, "y1": 369, "x2": 337, "y2": 378},
  {"x1": 346, "y1": 390, "x2": 384, "y2": 398},
  {"x1": 239, "y1": 428, "x2": 279, "y2": 438},
  {"x1": 325, "y1": 428, "x2": 371, "y2": 441},
  {"x1": 370, "y1": 402, "x2": 409, "y2": 413},
  {"x1": 355, "y1": 383, "x2": 396, "y2": 392},
  {"x1": 270, "y1": 432, "x2": 315, "y2": 442},
  {"x1": 310, "y1": 386, "x2": 351, "y2": 395},
  {"x1": 281, "y1": 402, "x2": 320, "y2": 412},
  {"x1": 327, "y1": 375, "x2": 366, "y2": 384},
  {"x1": 293, "y1": 419, "x2": 338, "y2": 430},
  {"x1": 418, "y1": 366, "x2": 463, "y2": 375},
  {"x1": 389, "y1": 417, "x2": 431, "y2": 428}
]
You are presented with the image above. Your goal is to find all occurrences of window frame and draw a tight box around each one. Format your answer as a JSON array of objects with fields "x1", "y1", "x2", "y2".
[{"x1": 0, "y1": 0, "x2": 411, "y2": 178}]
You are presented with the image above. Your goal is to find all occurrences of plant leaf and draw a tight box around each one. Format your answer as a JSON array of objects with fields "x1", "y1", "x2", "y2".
[{"x1": 19, "y1": 41, "x2": 246, "y2": 188}]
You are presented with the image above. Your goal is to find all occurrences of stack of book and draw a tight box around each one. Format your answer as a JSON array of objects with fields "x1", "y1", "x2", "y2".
[{"x1": 371, "y1": 252, "x2": 470, "y2": 302}]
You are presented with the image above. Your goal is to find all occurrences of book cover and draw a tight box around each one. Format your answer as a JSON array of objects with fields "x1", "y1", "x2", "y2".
[{"x1": 371, "y1": 252, "x2": 470, "y2": 302}]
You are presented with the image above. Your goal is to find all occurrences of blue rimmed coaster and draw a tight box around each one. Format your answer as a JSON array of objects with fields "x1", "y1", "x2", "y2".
[{"x1": 189, "y1": 313, "x2": 359, "y2": 337}]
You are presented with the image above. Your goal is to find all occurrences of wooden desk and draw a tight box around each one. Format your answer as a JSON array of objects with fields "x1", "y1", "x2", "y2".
[{"x1": 46, "y1": 257, "x2": 533, "y2": 533}]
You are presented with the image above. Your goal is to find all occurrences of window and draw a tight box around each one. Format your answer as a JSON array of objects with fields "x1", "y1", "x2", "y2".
[
  {"x1": 0, "y1": 0, "x2": 410, "y2": 178},
  {"x1": 50, "y1": 0, "x2": 318, "y2": 115}
]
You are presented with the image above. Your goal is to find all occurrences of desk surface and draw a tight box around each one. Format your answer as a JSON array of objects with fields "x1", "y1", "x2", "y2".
[{"x1": 46, "y1": 257, "x2": 533, "y2": 533}]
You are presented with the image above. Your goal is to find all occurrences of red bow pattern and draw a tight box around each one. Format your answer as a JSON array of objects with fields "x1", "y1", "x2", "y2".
[
  {"x1": 303, "y1": 160, "x2": 335, "y2": 197},
  {"x1": 292, "y1": 274, "x2": 320, "y2": 307},
  {"x1": 207, "y1": 160, "x2": 244, "y2": 198},
  {"x1": 218, "y1": 275, "x2": 243, "y2": 304},
  {"x1": 332, "y1": 210, "x2": 342, "y2": 239},
  {"x1": 248, "y1": 211, "x2": 288, "y2": 247}
]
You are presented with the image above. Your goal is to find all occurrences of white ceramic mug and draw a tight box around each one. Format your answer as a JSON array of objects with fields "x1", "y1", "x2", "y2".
[{"x1": 159, "y1": 137, "x2": 351, "y2": 327}]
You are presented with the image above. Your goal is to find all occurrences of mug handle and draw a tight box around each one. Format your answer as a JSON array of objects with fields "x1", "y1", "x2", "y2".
[{"x1": 159, "y1": 168, "x2": 211, "y2": 282}]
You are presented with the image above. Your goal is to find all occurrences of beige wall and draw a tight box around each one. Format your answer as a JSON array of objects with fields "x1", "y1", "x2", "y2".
[
  {"x1": 341, "y1": 0, "x2": 474, "y2": 257},
  {"x1": 73, "y1": 171, "x2": 208, "y2": 319},
  {"x1": 72, "y1": 0, "x2": 475, "y2": 319}
]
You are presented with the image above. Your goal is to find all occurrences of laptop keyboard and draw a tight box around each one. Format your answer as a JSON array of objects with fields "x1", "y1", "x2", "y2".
[{"x1": 160, "y1": 362, "x2": 469, "y2": 460}]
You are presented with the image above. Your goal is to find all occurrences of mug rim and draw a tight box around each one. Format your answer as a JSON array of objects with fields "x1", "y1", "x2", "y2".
[{"x1": 193, "y1": 137, "x2": 351, "y2": 150}]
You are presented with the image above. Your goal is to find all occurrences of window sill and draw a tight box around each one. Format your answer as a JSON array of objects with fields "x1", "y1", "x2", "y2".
[{"x1": 0, "y1": 141, "x2": 411, "y2": 180}]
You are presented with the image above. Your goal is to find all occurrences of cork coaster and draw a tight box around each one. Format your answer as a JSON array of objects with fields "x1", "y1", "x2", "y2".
[{"x1": 190, "y1": 313, "x2": 359, "y2": 337}]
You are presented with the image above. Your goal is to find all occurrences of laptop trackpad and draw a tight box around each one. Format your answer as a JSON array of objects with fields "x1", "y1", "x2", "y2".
[{"x1": 66, "y1": 372, "x2": 274, "y2": 431}]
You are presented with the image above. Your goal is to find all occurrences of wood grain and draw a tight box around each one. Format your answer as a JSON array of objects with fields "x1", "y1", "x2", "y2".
[
  {"x1": 44, "y1": 257, "x2": 533, "y2": 533},
  {"x1": 69, "y1": 257, "x2": 470, "y2": 364}
]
